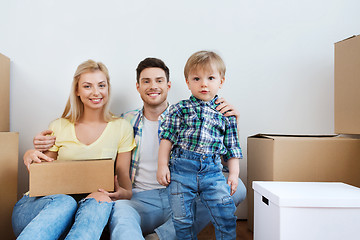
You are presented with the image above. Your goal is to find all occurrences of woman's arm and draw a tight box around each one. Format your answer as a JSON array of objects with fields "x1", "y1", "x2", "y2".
[
  {"x1": 23, "y1": 149, "x2": 57, "y2": 171},
  {"x1": 99, "y1": 151, "x2": 133, "y2": 200}
]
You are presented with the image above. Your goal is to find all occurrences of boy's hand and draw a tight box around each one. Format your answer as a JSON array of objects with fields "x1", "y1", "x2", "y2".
[
  {"x1": 33, "y1": 130, "x2": 56, "y2": 151},
  {"x1": 157, "y1": 165, "x2": 171, "y2": 186},
  {"x1": 227, "y1": 174, "x2": 239, "y2": 196}
]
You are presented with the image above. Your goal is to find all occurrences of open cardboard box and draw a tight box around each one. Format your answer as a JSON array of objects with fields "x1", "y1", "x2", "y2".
[
  {"x1": 29, "y1": 159, "x2": 114, "y2": 197},
  {"x1": 334, "y1": 35, "x2": 360, "y2": 134}
]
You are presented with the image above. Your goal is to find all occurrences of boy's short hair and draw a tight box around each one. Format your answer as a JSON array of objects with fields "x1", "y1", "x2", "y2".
[
  {"x1": 136, "y1": 57, "x2": 170, "y2": 83},
  {"x1": 184, "y1": 51, "x2": 226, "y2": 79}
]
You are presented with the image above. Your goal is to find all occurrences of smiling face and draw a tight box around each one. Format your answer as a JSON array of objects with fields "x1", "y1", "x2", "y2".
[
  {"x1": 76, "y1": 70, "x2": 109, "y2": 111},
  {"x1": 186, "y1": 63, "x2": 224, "y2": 102},
  {"x1": 136, "y1": 67, "x2": 171, "y2": 107}
]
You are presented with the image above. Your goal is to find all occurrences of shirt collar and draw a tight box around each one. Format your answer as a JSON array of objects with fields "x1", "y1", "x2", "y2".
[
  {"x1": 140, "y1": 102, "x2": 170, "y2": 121},
  {"x1": 189, "y1": 95, "x2": 219, "y2": 109}
]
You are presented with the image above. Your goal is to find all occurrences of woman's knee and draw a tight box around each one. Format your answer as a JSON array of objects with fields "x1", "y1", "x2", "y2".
[
  {"x1": 50, "y1": 194, "x2": 78, "y2": 209},
  {"x1": 86, "y1": 192, "x2": 112, "y2": 203}
]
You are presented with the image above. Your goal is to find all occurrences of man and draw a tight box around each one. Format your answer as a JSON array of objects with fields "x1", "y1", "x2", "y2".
[{"x1": 33, "y1": 57, "x2": 246, "y2": 239}]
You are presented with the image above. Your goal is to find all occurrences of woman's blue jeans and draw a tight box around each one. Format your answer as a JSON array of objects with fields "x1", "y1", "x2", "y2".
[
  {"x1": 12, "y1": 194, "x2": 113, "y2": 240},
  {"x1": 168, "y1": 148, "x2": 237, "y2": 240}
]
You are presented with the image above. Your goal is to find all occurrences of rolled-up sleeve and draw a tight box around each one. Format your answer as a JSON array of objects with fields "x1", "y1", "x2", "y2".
[
  {"x1": 223, "y1": 116, "x2": 243, "y2": 161},
  {"x1": 160, "y1": 104, "x2": 182, "y2": 144}
]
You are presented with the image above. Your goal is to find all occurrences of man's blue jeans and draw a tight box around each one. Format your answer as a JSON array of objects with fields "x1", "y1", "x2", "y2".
[
  {"x1": 168, "y1": 148, "x2": 237, "y2": 240},
  {"x1": 12, "y1": 194, "x2": 113, "y2": 240},
  {"x1": 110, "y1": 170, "x2": 245, "y2": 239}
]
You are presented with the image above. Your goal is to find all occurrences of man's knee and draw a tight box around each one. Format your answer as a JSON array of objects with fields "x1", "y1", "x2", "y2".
[
  {"x1": 111, "y1": 200, "x2": 140, "y2": 221},
  {"x1": 231, "y1": 178, "x2": 246, "y2": 206}
]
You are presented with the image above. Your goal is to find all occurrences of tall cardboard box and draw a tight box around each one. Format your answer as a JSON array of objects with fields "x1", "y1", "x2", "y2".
[
  {"x1": 0, "y1": 53, "x2": 10, "y2": 131},
  {"x1": 0, "y1": 132, "x2": 18, "y2": 239},
  {"x1": 247, "y1": 134, "x2": 360, "y2": 231},
  {"x1": 334, "y1": 35, "x2": 360, "y2": 134}
]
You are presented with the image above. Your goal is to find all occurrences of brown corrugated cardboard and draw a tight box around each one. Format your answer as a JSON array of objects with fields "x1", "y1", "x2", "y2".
[
  {"x1": 0, "y1": 132, "x2": 18, "y2": 239},
  {"x1": 29, "y1": 159, "x2": 114, "y2": 197},
  {"x1": 0, "y1": 53, "x2": 10, "y2": 132},
  {"x1": 334, "y1": 35, "x2": 360, "y2": 134},
  {"x1": 247, "y1": 134, "x2": 360, "y2": 231}
]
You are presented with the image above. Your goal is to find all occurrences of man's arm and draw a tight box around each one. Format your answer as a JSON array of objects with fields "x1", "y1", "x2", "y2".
[
  {"x1": 215, "y1": 97, "x2": 240, "y2": 123},
  {"x1": 33, "y1": 130, "x2": 56, "y2": 151},
  {"x1": 157, "y1": 139, "x2": 172, "y2": 186}
]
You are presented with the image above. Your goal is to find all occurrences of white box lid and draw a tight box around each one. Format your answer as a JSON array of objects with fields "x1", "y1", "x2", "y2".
[{"x1": 253, "y1": 181, "x2": 360, "y2": 208}]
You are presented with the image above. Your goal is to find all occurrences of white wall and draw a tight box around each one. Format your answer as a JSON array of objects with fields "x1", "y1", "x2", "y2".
[{"x1": 1, "y1": 0, "x2": 360, "y2": 219}]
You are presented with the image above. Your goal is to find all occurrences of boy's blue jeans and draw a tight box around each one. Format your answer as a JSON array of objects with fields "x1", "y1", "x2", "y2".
[
  {"x1": 110, "y1": 174, "x2": 245, "y2": 240},
  {"x1": 12, "y1": 194, "x2": 113, "y2": 240},
  {"x1": 169, "y1": 148, "x2": 237, "y2": 240}
]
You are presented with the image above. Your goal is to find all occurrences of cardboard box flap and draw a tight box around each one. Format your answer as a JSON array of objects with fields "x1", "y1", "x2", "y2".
[
  {"x1": 248, "y1": 134, "x2": 337, "y2": 140},
  {"x1": 253, "y1": 181, "x2": 360, "y2": 208},
  {"x1": 56, "y1": 158, "x2": 112, "y2": 162},
  {"x1": 335, "y1": 35, "x2": 359, "y2": 44}
]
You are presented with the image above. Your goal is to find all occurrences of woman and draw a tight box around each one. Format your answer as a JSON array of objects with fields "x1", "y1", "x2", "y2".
[{"x1": 12, "y1": 60, "x2": 136, "y2": 240}]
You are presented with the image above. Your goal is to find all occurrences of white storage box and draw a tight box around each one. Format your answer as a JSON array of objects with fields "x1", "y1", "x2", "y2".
[{"x1": 253, "y1": 181, "x2": 360, "y2": 240}]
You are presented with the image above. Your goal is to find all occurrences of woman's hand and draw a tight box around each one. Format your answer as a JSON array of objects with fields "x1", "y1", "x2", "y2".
[
  {"x1": 23, "y1": 149, "x2": 54, "y2": 171},
  {"x1": 215, "y1": 97, "x2": 240, "y2": 120},
  {"x1": 98, "y1": 175, "x2": 132, "y2": 201}
]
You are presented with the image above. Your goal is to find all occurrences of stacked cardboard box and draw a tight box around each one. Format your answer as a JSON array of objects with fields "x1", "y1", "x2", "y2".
[
  {"x1": 0, "y1": 53, "x2": 18, "y2": 239},
  {"x1": 247, "y1": 35, "x2": 360, "y2": 231},
  {"x1": 0, "y1": 53, "x2": 10, "y2": 131}
]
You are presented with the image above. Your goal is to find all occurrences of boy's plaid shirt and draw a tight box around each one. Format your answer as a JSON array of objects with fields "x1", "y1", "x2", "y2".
[
  {"x1": 160, "y1": 95, "x2": 242, "y2": 161},
  {"x1": 121, "y1": 106, "x2": 169, "y2": 183}
]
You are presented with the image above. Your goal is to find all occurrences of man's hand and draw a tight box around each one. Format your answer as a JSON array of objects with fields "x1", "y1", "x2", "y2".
[
  {"x1": 215, "y1": 97, "x2": 240, "y2": 119},
  {"x1": 33, "y1": 130, "x2": 56, "y2": 151},
  {"x1": 157, "y1": 165, "x2": 171, "y2": 186},
  {"x1": 23, "y1": 149, "x2": 54, "y2": 171},
  {"x1": 98, "y1": 175, "x2": 132, "y2": 201}
]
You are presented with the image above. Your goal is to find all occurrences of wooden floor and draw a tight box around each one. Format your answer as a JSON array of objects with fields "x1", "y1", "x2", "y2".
[{"x1": 198, "y1": 220, "x2": 253, "y2": 240}]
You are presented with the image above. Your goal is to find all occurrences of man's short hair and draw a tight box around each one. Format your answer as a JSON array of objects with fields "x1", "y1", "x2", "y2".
[{"x1": 136, "y1": 58, "x2": 170, "y2": 83}]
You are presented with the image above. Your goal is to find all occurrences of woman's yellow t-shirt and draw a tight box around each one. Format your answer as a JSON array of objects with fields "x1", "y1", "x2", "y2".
[{"x1": 48, "y1": 118, "x2": 136, "y2": 161}]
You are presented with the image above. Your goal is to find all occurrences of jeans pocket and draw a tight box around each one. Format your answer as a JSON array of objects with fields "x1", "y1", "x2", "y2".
[
  {"x1": 222, "y1": 195, "x2": 234, "y2": 206},
  {"x1": 169, "y1": 181, "x2": 186, "y2": 218}
]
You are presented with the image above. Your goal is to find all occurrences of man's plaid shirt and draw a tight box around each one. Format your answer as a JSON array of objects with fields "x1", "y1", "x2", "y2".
[
  {"x1": 160, "y1": 95, "x2": 242, "y2": 161},
  {"x1": 121, "y1": 105, "x2": 169, "y2": 183}
]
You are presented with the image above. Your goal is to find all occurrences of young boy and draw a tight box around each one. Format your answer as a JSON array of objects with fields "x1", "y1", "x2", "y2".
[{"x1": 157, "y1": 51, "x2": 242, "y2": 240}]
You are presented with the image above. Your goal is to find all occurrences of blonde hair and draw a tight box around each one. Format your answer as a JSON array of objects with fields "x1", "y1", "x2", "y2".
[
  {"x1": 184, "y1": 51, "x2": 226, "y2": 79},
  {"x1": 61, "y1": 59, "x2": 114, "y2": 123}
]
